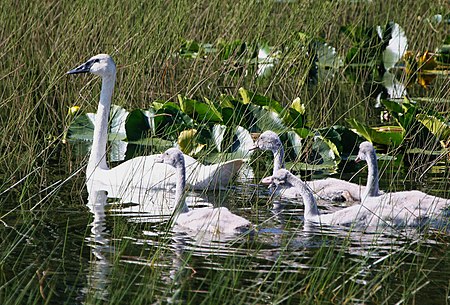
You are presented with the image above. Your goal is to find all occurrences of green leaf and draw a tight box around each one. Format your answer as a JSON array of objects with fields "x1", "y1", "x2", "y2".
[
  {"x1": 125, "y1": 109, "x2": 150, "y2": 141},
  {"x1": 148, "y1": 102, "x2": 194, "y2": 140},
  {"x1": 178, "y1": 95, "x2": 223, "y2": 123},
  {"x1": 416, "y1": 114, "x2": 450, "y2": 141},
  {"x1": 67, "y1": 104, "x2": 128, "y2": 141},
  {"x1": 178, "y1": 129, "x2": 206, "y2": 156},
  {"x1": 282, "y1": 97, "x2": 307, "y2": 128},
  {"x1": 380, "y1": 98, "x2": 417, "y2": 131},
  {"x1": 109, "y1": 105, "x2": 128, "y2": 138},
  {"x1": 238, "y1": 87, "x2": 284, "y2": 113},
  {"x1": 249, "y1": 104, "x2": 286, "y2": 133},
  {"x1": 346, "y1": 118, "x2": 403, "y2": 147}
]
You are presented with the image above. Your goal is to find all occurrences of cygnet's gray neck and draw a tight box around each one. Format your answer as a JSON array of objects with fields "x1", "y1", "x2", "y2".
[
  {"x1": 174, "y1": 160, "x2": 189, "y2": 214},
  {"x1": 363, "y1": 152, "x2": 379, "y2": 199},
  {"x1": 273, "y1": 146, "x2": 285, "y2": 175},
  {"x1": 289, "y1": 174, "x2": 319, "y2": 220}
]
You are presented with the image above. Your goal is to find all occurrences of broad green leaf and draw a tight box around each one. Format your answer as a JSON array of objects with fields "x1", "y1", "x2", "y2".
[
  {"x1": 249, "y1": 104, "x2": 286, "y2": 133},
  {"x1": 380, "y1": 98, "x2": 416, "y2": 131},
  {"x1": 178, "y1": 129, "x2": 206, "y2": 156},
  {"x1": 293, "y1": 128, "x2": 314, "y2": 139},
  {"x1": 325, "y1": 125, "x2": 363, "y2": 154},
  {"x1": 291, "y1": 98, "x2": 306, "y2": 114},
  {"x1": 416, "y1": 114, "x2": 450, "y2": 141},
  {"x1": 67, "y1": 104, "x2": 127, "y2": 141},
  {"x1": 125, "y1": 109, "x2": 150, "y2": 141},
  {"x1": 178, "y1": 95, "x2": 223, "y2": 123},
  {"x1": 126, "y1": 137, "x2": 173, "y2": 149},
  {"x1": 287, "y1": 130, "x2": 304, "y2": 157},
  {"x1": 149, "y1": 102, "x2": 194, "y2": 140},
  {"x1": 346, "y1": 118, "x2": 403, "y2": 147},
  {"x1": 206, "y1": 126, "x2": 254, "y2": 162},
  {"x1": 238, "y1": 87, "x2": 284, "y2": 113},
  {"x1": 286, "y1": 131, "x2": 339, "y2": 171},
  {"x1": 110, "y1": 105, "x2": 128, "y2": 138},
  {"x1": 282, "y1": 98, "x2": 307, "y2": 128}
]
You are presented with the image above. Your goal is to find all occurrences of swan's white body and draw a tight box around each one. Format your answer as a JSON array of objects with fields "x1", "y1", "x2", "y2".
[
  {"x1": 156, "y1": 148, "x2": 251, "y2": 234},
  {"x1": 68, "y1": 54, "x2": 243, "y2": 193},
  {"x1": 263, "y1": 169, "x2": 449, "y2": 228},
  {"x1": 253, "y1": 131, "x2": 381, "y2": 202}
]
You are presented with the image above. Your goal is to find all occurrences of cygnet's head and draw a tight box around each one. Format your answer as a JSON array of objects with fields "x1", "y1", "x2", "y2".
[
  {"x1": 67, "y1": 54, "x2": 116, "y2": 77},
  {"x1": 261, "y1": 169, "x2": 292, "y2": 187},
  {"x1": 155, "y1": 148, "x2": 185, "y2": 169},
  {"x1": 252, "y1": 131, "x2": 282, "y2": 153},
  {"x1": 355, "y1": 141, "x2": 375, "y2": 163}
]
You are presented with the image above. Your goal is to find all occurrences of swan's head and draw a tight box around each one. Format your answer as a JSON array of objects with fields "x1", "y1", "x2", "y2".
[
  {"x1": 252, "y1": 131, "x2": 282, "y2": 153},
  {"x1": 155, "y1": 148, "x2": 185, "y2": 169},
  {"x1": 355, "y1": 141, "x2": 376, "y2": 163},
  {"x1": 261, "y1": 169, "x2": 292, "y2": 187},
  {"x1": 67, "y1": 54, "x2": 116, "y2": 77}
]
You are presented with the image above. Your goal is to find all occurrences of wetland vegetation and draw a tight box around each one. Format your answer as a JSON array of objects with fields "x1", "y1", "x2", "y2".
[{"x1": 1, "y1": 0, "x2": 449, "y2": 304}]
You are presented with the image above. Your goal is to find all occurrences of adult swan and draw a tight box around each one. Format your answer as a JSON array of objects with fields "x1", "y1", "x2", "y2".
[{"x1": 67, "y1": 54, "x2": 243, "y2": 193}]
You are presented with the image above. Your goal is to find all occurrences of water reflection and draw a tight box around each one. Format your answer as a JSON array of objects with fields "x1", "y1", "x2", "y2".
[{"x1": 80, "y1": 190, "x2": 111, "y2": 303}]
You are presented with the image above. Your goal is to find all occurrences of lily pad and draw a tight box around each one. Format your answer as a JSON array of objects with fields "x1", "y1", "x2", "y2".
[
  {"x1": 282, "y1": 97, "x2": 307, "y2": 128},
  {"x1": 67, "y1": 104, "x2": 128, "y2": 141},
  {"x1": 238, "y1": 87, "x2": 284, "y2": 113},
  {"x1": 249, "y1": 104, "x2": 286, "y2": 133},
  {"x1": 346, "y1": 118, "x2": 403, "y2": 147},
  {"x1": 416, "y1": 114, "x2": 450, "y2": 142},
  {"x1": 178, "y1": 129, "x2": 206, "y2": 156},
  {"x1": 380, "y1": 98, "x2": 416, "y2": 131},
  {"x1": 125, "y1": 109, "x2": 150, "y2": 141},
  {"x1": 178, "y1": 95, "x2": 223, "y2": 123}
]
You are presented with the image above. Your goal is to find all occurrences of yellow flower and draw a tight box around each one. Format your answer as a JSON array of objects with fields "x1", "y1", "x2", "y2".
[{"x1": 68, "y1": 106, "x2": 81, "y2": 116}]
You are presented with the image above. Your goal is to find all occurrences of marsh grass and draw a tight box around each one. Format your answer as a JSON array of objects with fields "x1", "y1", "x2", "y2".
[{"x1": 1, "y1": 0, "x2": 450, "y2": 304}]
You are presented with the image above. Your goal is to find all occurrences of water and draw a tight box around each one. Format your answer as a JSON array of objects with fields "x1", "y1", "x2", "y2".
[{"x1": 1, "y1": 147, "x2": 449, "y2": 304}]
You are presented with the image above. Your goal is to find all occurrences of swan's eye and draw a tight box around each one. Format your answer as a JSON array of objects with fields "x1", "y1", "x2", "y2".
[{"x1": 93, "y1": 58, "x2": 100, "y2": 63}]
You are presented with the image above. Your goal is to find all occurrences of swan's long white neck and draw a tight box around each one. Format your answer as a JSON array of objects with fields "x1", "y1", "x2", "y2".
[
  {"x1": 288, "y1": 174, "x2": 319, "y2": 220},
  {"x1": 174, "y1": 158, "x2": 189, "y2": 214},
  {"x1": 273, "y1": 146, "x2": 285, "y2": 175},
  {"x1": 87, "y1": 74, "x2": 115, "y2": 177},
  {"x1": 363, "y1": 151, "x2": 379, "y2": 199}
]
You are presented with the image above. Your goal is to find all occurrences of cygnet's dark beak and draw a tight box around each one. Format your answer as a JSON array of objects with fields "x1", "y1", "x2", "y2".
[
  {"x1": 248, "y1": 144, "x2": 259, "y2": 152},
  {"x1": 261, "y1": 176, "x2": 273, "y2": 185},
  {"x1": 67, "y1": 60, "x2": 94, "y2": 74},
  {"x1": 154, "y1": 154, "x2": 164, "y2": 163}
]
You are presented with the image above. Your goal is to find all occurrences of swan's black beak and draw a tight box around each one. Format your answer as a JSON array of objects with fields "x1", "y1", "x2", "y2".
[{"x1": 67, "y1": 60, "x2": 94, "y2": 75}]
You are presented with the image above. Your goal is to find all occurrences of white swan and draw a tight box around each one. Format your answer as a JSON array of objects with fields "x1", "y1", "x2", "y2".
[
  {"x1": 262, "y1": 169, "x2": 449, "y2": 228},
  {"x1": 67, "y1": 54, "x2": 243, "y2": 193},
  {"x1": 155, "y1": 148, "x2": 251, "y2": 234},
  {"x1": 253, "y1": 131, "x2": 381, "y2": 202}
]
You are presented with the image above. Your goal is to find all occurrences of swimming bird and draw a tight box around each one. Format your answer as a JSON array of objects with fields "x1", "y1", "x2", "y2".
[
  {"x1": 156, "y1": 148, "x2": 251, "y2": 234},
  {"x1": 252, "y1": 131, "x2": 381, "y2": 202},
  {"x1": 67, "y1": 54, "x2": 243, "y2": 193},
  {"x1": 262, "y1": 169, "x2": 449, "y2": 228}
]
